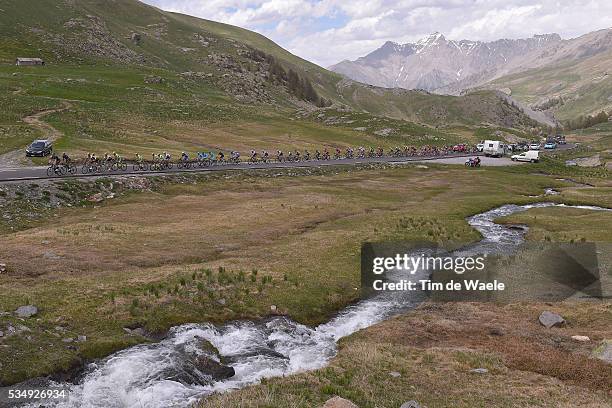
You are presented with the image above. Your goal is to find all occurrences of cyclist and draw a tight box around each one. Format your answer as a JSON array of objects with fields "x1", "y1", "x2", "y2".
[
  {"x1": 249, "y1": 150, "x2": 257, "y2": 163},
  {"x1": 334, "y1": 148, "x2": 341, "y2": 159},
  {"x1": 181, "y1": 151, "x2": 189, "y2": 162},
  {"x1": 48, "y1": 154, "x2": 61, "y2": 174},
  {"x1": 304, "y1": 150, "x2": 310, "y2": 161},
  {"x1": 62, "y1": 152, "x2": 71, "y2": 165},
  {"x1": 198, "y1": 151, "x2": 209, "y2": 164},
  {"x1": 49, "y1": 153, "x2": 60, "y2": 167},
  {"x1": 315, "y1": 150, "x2": 321, "y2": 160},
  {"x1": 217, "y1": 151, "x2": 225, "y2": 163},
  {"x1": 277, "y1": 150, "x2": 284, "y2": 162},
  {"x1": 262, "y1": 150, "x2": 269, "y2": 163}
]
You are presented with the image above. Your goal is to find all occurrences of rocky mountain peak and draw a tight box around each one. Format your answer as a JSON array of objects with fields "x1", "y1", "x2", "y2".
[{"x1": 328, "y1": 31, "x2": 602, "y2": 93}]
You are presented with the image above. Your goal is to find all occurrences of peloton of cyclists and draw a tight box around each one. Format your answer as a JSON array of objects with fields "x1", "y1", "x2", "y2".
[{"x1": 46, "y1": 142, "x2": 479, "y2": 177}]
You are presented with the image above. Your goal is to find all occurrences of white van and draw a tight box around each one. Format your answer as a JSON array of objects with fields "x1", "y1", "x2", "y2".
[
  {"x1": 511, "y1": 150, "x2": 539, "y2": 163},
  {"x1": 483, "y1": 140, "x2": 506, "y2": 157}
]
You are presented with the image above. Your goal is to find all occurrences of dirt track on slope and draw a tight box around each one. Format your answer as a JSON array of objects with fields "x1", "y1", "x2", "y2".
[{"x1": 0, "y1": 101, "x2": 72, "y2": 168}]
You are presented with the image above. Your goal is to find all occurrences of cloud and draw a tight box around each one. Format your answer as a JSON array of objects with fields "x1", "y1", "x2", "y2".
[{"x1": 142, "y1": 0, "x2": 612, "y2": 67}]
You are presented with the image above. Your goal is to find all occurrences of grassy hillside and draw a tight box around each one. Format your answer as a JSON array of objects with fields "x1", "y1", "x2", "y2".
[
  {"x1": 0, "y1": 0, "x2": 542, "y2": 158},
  {"x1": 486, "y1": 50, "x2": 612, "y2": 121}
]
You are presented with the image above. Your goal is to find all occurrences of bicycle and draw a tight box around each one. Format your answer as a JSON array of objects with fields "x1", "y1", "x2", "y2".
[
  {"x1": 132, "y1": 161, "x2": 149, "y2": 172},
  {"x1": 82, "y1": 161, "x2": 99, "y2": 174},
  {"x1": 177, "y1": 160, "x2": 192, "y2": 170},
  {"x1": 64, "y1": 163, "x2": 77, "y2": 175},
  {"x1": 46, "y1": 165, "x2": 66, "y2": 177}
]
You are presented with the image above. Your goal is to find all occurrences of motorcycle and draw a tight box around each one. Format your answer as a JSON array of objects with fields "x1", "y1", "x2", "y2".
[{"x1": 465, "y1": 158, "x2": 481, "y2": 168}]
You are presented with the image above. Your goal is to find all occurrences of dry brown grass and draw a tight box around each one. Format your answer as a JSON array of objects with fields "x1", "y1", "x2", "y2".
[{"x1": 0, "y1": 167, "x2": 480, "y2": 279}]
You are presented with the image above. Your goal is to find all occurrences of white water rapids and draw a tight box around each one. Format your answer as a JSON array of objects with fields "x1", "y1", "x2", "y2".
[{"x1": 22, "y1": 201, "x2": 610, "y2": 408}]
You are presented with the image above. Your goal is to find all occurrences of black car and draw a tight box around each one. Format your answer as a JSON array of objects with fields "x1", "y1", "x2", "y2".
[{"x1": 25, "y1": 140, "x2": 53, "y2": 157}]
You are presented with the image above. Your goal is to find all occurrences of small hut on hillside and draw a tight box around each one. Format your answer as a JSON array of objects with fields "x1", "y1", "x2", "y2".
[{"x1": 15, "y1": 58, "x2": 45, "y2": 66}]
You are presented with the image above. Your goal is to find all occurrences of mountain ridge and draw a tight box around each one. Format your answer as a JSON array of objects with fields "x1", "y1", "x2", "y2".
[{"x1": 330, "y1": 29, "x2": 611, "y2": 91}]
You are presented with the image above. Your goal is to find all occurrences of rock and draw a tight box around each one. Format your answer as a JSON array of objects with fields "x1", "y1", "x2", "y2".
[
  {"x1": 15, "y1": 305, "x2": 38, "y2": 318},
  {"x1": 470, "y1": 368, "x2": 489, "y2": 374},
  {"x1": 388, "y1": 371, "x2": 401, "y2": 377},
  {"x1": 571, "y1": 335, "x2": 590, "y2": 342},
  {"x1": 0, "y1": 331, "x2": 3, "y2": 337},
  {"x1": 573, "y1": 155, "x2": 602, "y2": 168},
  {"x1": 77, "y1": 335, "x2": 87, "y2": 342},
  {"x1": 216, "y1": 298, "x2": 226, "y2": 306},
  {"x1": 43, "y1": 250, "x2": 61, "y2": 260},
  {"x1": 592, "y1": 339, "x2": 612, "y2": 364},
  {"x1": 131, "y1": 328, "x2": 146, "y2": 337},
  {"x1": 198, "y1": 339, "x2": 221, "y2": 356},
  {"x1": 415, "y1": 165, "x2": 428, "y2": 169},
  {"x1": 270, "y1": 305, "x2": 277, "y2": 312},
  {"x1": 144, "y1": 75, "x2": 164, "y2": 84},
  {"x1": 322, "y1": 396, "x2": 359, "y2": 408},
  {"x1": 86, "y1": 193, "x2": 104, "y2": 203},
  {"x1": 123, "y1": 327, "x2": 146, "y2": 337},
  {"x1": 374, "y1": 128, "x2": 393, "y2": 137},
  {"x1": 193, "y1": 355, "x2": 235, "y2": 381},
  {"x1": 489, "y1": 327, "x2": 504, "y2": 336},
  {"x1": 62, "y1": 337, "x2": 74, "y2": 343},
  {"x1": 400, "y1": 401, "x2": 421, "y2": 408},
  {"x1": 131, "y1": 32, "x2": 142, "y2": 45},
  {"x1": 0, "y1": 263, "x2": 6, "y2": 273},
  {"x1": 539, "y1": 311, "x2": 565, "y2": 328}
]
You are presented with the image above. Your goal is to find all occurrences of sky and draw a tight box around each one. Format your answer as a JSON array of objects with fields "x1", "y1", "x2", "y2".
[{"x1": 141, "y1": 0, "x2": 612, "y2": 67}]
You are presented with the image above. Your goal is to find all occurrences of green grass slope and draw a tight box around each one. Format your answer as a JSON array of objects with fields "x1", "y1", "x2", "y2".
[
  {"x1": 0, "y1": 0, "x2": 543, "y2": 157},
  {"x1": 486, "y1": 50, "x2": 612, "y2": 121}
]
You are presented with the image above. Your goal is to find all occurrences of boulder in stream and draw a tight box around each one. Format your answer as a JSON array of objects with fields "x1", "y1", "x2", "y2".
[{"x1": 193, "y1": 355, "x2": 235, "y2": 381}]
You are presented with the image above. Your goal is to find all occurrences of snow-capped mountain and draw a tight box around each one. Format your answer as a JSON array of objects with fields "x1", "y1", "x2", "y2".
[{"x1": 329, "y1": 32, "x2": 564, "y2": 92}]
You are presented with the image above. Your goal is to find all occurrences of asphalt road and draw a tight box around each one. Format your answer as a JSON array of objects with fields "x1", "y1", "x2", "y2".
[{"x1": 0, "y1": 153, "x2": 501, "y2": 183}]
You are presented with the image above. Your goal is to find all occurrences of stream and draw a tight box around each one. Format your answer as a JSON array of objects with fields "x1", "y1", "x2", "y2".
[{"x1": 22, "y1": 201, "x2": 610, "y2": 408}]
